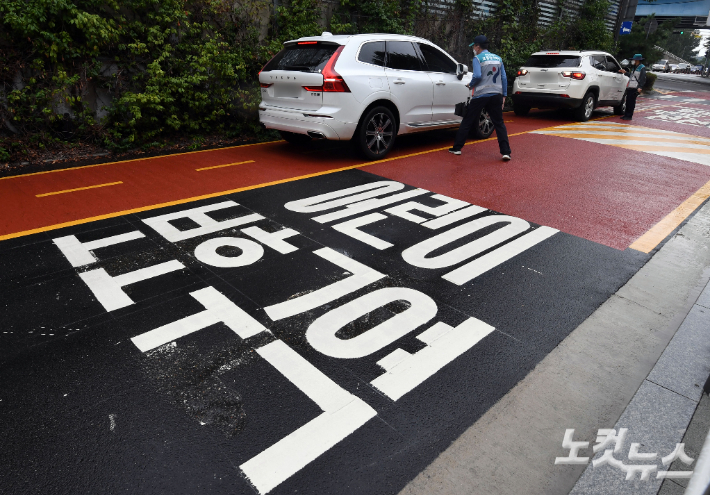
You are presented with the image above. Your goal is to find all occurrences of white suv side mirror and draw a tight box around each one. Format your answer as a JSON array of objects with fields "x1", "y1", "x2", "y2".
[
  {"x1": 456, "y1": 63, "x2": 468, "y2": 80},
  {"x1": 621, "y1": 59, "x2": 629, "y2": 68}
]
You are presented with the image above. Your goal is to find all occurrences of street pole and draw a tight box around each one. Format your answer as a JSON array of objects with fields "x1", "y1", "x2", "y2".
[{"x1": 614, "y1": 0, "x2": 630, "y2": 42}]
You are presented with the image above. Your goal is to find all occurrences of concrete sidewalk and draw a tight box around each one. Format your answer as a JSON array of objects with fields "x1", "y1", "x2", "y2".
[{"x1": 399, "y1": 200, "x2": 710, "y2": 495}]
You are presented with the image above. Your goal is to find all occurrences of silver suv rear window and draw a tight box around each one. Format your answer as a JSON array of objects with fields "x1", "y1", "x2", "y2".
[
  {"x1": 524, "y1": 55, "x2": 581, "y2": 68},
  {"x1": 262, "y1": 43, "x2": 339, "y2": 72}
]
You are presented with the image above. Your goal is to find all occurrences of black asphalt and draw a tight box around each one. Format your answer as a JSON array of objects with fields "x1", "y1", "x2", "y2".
[{"x1": 0, "y1": 170, "x2": 649, "y2": 494}]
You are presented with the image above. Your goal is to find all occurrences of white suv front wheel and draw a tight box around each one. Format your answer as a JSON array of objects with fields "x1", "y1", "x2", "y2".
[
  {"x1": 356, "y1": 106, "x2": 397, "y2": 160},
  {"x1": 574, "y1": 91, "x2": 596, "y2": 122}
]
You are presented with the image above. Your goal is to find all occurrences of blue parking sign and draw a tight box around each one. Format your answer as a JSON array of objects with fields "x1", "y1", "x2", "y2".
[{"x1": 620, "y1": 21, "x2": 632, "y2": 35}]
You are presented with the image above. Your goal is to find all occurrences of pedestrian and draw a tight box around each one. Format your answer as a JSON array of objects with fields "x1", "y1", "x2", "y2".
[
  {"x1": 449, "y1": 35, "x2": 511, "y2": 161},
  {"x1": 620, "y1": 54, "x2": 646, "y2": 121}
]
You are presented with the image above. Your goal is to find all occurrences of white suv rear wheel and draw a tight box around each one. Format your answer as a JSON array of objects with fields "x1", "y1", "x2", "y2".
[
  {"x1": 574, "y1": 92, "x2": 596, "y2": 122},
  {"x1": 356, "y1": 106, "x2": 396, "y2": 160}
]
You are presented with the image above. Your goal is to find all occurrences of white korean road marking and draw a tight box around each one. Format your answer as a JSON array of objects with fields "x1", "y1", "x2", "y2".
[
  {"x1": 80, "y1": 260, "x2": 185, "y2": 311},
  {"x1": 53, "y1": 231, "x2": 145, "y2": 267},
  {"x1": 306, "y1": 287, "x2": 437, "y2": 359},
  {"x1": 131, "y1": 286, "x2": 267, "y2": 352},
  {"x1": 385, "y1": 194, "x2": 469, "y2": 224},
  {"x1": 332, "y1": 213, "x2": 393, "y2": 250},
  {"x1": 241, "y1": 226, "x2": 300, "y2": 254},
  {"x1": 402, "y1": 215, "x2": 530, "y2": 269},
  {"x1": 285, "y1": 181, "x2": 405, "y2": 213},
  {"x1": 142, "y1": 200, "x2": 263, "y2": 242},
  {"x1": 194, "y1": 237, "x2": 264, "y2": 267},
  {"x1": 264, "y1": 248, "x2": 385, "y2": 321},
  {"x1": 371, "y1": 317, "x2": 494, "y2": 400},
  {"x1": 239, "y1": 340, "x2": 376, "y2": 494}
]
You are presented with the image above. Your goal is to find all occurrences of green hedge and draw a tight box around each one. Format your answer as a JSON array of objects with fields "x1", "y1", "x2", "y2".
[{"x1": 644, "y1": 71, "x2": 657, "y2": 90}]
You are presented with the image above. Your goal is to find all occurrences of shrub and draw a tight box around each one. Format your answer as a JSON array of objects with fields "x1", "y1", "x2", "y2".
[{"x1": 644, "y1": 71, "x2": 657, "y2": 90}]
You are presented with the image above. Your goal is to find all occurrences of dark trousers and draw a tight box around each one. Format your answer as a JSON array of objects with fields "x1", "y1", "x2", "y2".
[
  {"x1": 453, "y1": 93, "x2": 511, "y2": 155},
  {"x1": 624, "y1": 89, "x2": 638, "y2": 118}
]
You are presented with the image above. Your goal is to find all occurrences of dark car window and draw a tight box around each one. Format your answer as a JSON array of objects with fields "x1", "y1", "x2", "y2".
[
  {"x1": 262, "y1": 43, "x2": 339, "y2": 72},
  {"x1": 606, "y1": 56, "x2": 621, "y2": 72},
  {"x1": 523, "y1": 55, "x2": 581, "y2": 68},
  {"x1": 590, "y1": 55, "x2": 606, "y2": 70},
  {"x1": 418, "y1": 43, "x2": 457, "y2": 74},
  {"x1": 386, "y1": 41, "x2": 422, "y2": 71},
  {"x1": 358, "y1": 41, "x2": 386, "y2": 66}
]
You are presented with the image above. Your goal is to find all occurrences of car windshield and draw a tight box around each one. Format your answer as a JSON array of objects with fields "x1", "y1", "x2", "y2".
[
  {"x1": 659, "y1": 60, "x2": 668, "y2": 64},
  {"x1": 262, "y1": 43, "x2": 339, "y2": 73},
  {"x1": 524, "y1": 55, "x2": 581, "y2": 68}
]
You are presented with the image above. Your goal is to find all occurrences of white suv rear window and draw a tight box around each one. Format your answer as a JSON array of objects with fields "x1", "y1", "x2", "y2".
[
  {"x1": 524, "y1": 55, "x2": 581, "y2": 68},
  {"x1": 262, "y1": 43, "x2": 339, "y2": 73}
]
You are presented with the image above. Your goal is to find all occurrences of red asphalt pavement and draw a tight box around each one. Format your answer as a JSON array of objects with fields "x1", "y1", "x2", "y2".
[{"x1": 3, "y1": 105, "x2": 710, "y2": 251}]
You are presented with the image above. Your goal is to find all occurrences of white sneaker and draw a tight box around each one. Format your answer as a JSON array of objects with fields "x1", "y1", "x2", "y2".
[
  {"x1": 448, "y1": 148, "x2": 461, "y2": 155},
  {"x1": 502, "y1": 154, "x2": 511, "y2": 161}
]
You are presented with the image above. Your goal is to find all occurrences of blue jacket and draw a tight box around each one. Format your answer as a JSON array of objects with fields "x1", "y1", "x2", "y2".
[{"x1": 468, "y1": 50, "x2": 507, "y2": 98}]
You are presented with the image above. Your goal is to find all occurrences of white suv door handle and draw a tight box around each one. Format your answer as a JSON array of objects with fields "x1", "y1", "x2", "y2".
[
  {"x1": 394, "y1": 80, "x2": 405, "y2": 85},
  {"x1": 436, "y1": 81, "x2": 445, "y2": 85}
]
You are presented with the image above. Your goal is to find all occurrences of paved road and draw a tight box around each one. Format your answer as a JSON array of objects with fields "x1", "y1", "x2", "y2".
[{"x1": 1, "y1": 86, "x2": 710, "y2": 495}]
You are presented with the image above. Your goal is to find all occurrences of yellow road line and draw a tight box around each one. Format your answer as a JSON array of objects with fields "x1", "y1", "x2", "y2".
[
  {"x1": 0, "y1": 115, "x2": 614, "y2": 242},
  {"x1": 0, "y1": 141, "x2": 284, "y2": 182},
  {"x1": 196, "y1": 160, "x2": 255, "y2": 171},
  {"x1": 630, "y1": 179, "x2": 710, "y2": 253},
  {"x1": 36, "y1": 181, "x2": 123, "y2": 197}
]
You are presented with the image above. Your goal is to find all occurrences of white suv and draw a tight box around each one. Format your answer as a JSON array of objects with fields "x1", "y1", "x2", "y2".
[
  {"x1": 258, "y1": 32, "x2": 489, "y2": 160},
  {"x1": 511, "y1": 51, "x2": 629, "y2": 121}
]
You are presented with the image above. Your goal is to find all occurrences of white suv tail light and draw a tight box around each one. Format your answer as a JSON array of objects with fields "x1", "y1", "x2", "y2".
[
  {"x1": 562, "y1": 71, "x2": 586, "y2": 80},
  {"x1": 302, "y1": 45, "x2": 351, "y2": 93}
]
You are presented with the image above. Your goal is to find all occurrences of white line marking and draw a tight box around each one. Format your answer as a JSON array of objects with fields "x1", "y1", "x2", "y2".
[
  {"x1": 535, "y1": 130, "x2": 710, "y2": 143},
  {"x1": 535, "y1": 136, "x2": 710, "y2": 151}
]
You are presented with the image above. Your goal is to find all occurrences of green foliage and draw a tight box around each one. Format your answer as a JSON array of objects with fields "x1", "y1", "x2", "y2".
[
  {"x1": 659, "y1": 30, "x2": 702, "y2": 62},
  {"x1": 330, "y1": 0, "x2": 421, "y2": 35},
  {"x1": 570, "y1": 0, "x2": 615, "y2": 53},
  {"x1": 644, "y1": 71, "x2": 656, "y2": 90},
  {"x1": 1, "y1": 0, "x2": 273, "y2": 149}
]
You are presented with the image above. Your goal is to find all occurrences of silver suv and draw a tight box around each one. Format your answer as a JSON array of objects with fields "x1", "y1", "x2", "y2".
[
  {"x1": 512, "y1": 51, "x2": 629, "y2": 121},
  {"x1": 258, "y1": 32, "x2": 498, "y2": 160}
]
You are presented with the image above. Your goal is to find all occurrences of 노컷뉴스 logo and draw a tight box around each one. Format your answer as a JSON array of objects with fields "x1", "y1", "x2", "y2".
[{"x1": 555, "y1": 428, "x2": 695, "y2": 481}]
